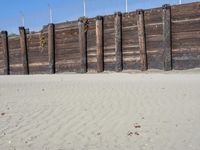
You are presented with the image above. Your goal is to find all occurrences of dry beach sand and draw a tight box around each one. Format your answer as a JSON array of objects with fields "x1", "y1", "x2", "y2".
[{"x1": 0, "y1": 71, "x2": 200, "y2": 150}]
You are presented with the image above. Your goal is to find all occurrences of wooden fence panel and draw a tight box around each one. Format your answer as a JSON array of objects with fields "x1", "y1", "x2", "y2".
[
  {"x1": 144, "y1": 7, "x2": 164, "y2": 69},
  {"x1": 8, "y1": 37, "x2": 23, "y2": 75},
  {"x1": 27, "y1": 31, "x2": 49, "y2": 74},
  {"x1": 171, "y1": 2, "x2": 200, "y2": 69},
  {"x1": 122, "y1": 12, "x2": 140, "y2": 70},
  {"x1": 103, "y1": 15, "x2": 116, "y2": 71},
  {"x1": 55, "y1": 21, "x2": 80, "y2": 73}
]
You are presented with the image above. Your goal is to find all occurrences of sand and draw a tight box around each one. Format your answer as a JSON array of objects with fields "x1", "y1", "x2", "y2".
[{"x1": 0, "y1": 71, "x2": 200, "y2": 150}]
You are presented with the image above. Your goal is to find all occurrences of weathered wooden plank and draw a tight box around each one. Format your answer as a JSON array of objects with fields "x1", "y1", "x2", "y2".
[
  {"x1": 122, "y1": 12, "x2": 140, "y2": 70},
  {"x1": 27, "y1": 31, "x2": 48, "y2": 73},
  {"x1": 78, "y1": 19, "x2": 87, "y2": 73},
  {"x1": 103, "y1": 15, "x2": 115, "y2": 29},
  {"x1": 54, "y1": 21, "x2": 79, "y2": 31},
  {"x1": 114, "y1": 12, "x2": 123, "y2": 72},
  {"x1": 103, "y1": 15, "x2": 115, "y2": 72},
  {"x1": 96, "y1": 16, "x2": 104, "y2": 72},
  {"x1": 144, "y1": 8, "x2": 163, "y2": 25},
  {"x1": 147, "y1": 54, "x2": 165, "y2": 69},
  {"x1": 8, "y1": 38, "x2": 21, "y2": 49},
  {"x1": 162, "y1": 4, "x2": 172, "y2": 71},
  {"x1": 145, "y1": 24, "x2": 163, "y2": 35},
  {"x1": 172, "y1": 19, "x2": 200, "y2": 33},
  {"x1": 48, "y1": 24, "x2": 55, "y2": 74},
  {"x1": 173, "y1": 52, "x2": 200, "y2": 70},
  {"x1": 137, "y1": 9, "x2": 147, "y2": 71},
  {"x1": 19, "y1": 27, "x2": 29, "y2": 74},
  {"x1": 1, "y1": 31, "x2": 10, "y2": 75},
  {"x1": 171, "y1": 2, "x2": 200, "y2": 21},
  {"x1": 9, "y1": 65, "x2": 24, "y2": 75},
  {"x1": 122, "y1": 12, "x2": 137, "y2": 27},
  {"x1": 55, "y1": 62, "x2": 80, "y2": 73}
]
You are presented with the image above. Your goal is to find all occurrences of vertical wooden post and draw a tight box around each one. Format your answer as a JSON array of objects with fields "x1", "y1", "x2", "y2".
[
  {"x1": 96, "y1": 16, "x2": 104, "y2": 73},
  {"x1": 114, "y1": 12, "x2": 122, "y2": 72},
  {"x1": 137, "y1": 9, "x2": 147, "y2": 71},
  {"x1": 1, "y1": 31, "x2": 10, "y2": 75},
  {"x1": 19, "y1": 27, "x2": 29, "y2": 74},
  {"x1": 48, "y1": 23, "x2": 55, "y2": 74},
  {"x1": 78, "y1": 18, "x2": 87, "y2": 73},
  {"x1": 162, "y1": 4, "x2": 172, "y2": 71}
]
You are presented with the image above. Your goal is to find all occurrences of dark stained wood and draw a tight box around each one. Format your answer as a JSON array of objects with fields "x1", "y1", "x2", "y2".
[
  {"x1": 1, "y1": 31, "x2": 10, "y2": 75},
  {"x1": 19, "y1": 27, "x2": 29, "y2": 74},
  {"x1": 78, "y1": 19, "x2": 87, "y2": 73},
  {"x1": 96, "y1": 16, "x2": 104, "y2": 72},
  {"x1": 48, "y1": 23, "x2": 55, "y2": 74},
  {"x1": 162, "y1": 4, "x2": 172, "y2": 71},
  {"x1": 137, "y1": 9, "x2": 147, "y2": 71},
  {"x1": 114, "y1": 12, "x2": 123, "y2": 72}
]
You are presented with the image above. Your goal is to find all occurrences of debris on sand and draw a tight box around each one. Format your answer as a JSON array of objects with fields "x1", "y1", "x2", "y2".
[
  {"x1": 134, "y1": 132, "x2": 140, "y2": 136},
  {"x1": 134, "y1": 123, "x2": 141, "y2": 128},
  {"x1": 97, "y1": 132, "x2": 101, "y2": 136},
  {"x1": 1, "y1": 113, "x2": 5, "y2": 116},
  {"x1": 127, "y1": 131, "x2": 133, "y2": 136}
]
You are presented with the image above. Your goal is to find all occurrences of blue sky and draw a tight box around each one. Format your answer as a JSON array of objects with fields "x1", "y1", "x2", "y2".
[{"x1": 0, "y1": 0, "x2": 197, "y2": 33}]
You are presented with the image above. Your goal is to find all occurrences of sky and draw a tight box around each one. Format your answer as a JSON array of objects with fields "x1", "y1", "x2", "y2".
[{"x1": 0, "y1": 0, "x2": 197, "y2": 33}]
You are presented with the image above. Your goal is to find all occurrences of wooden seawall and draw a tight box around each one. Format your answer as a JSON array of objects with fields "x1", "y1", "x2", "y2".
[{"x1": 0, "y1": 2, "x2": 200, "y2": 75}]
